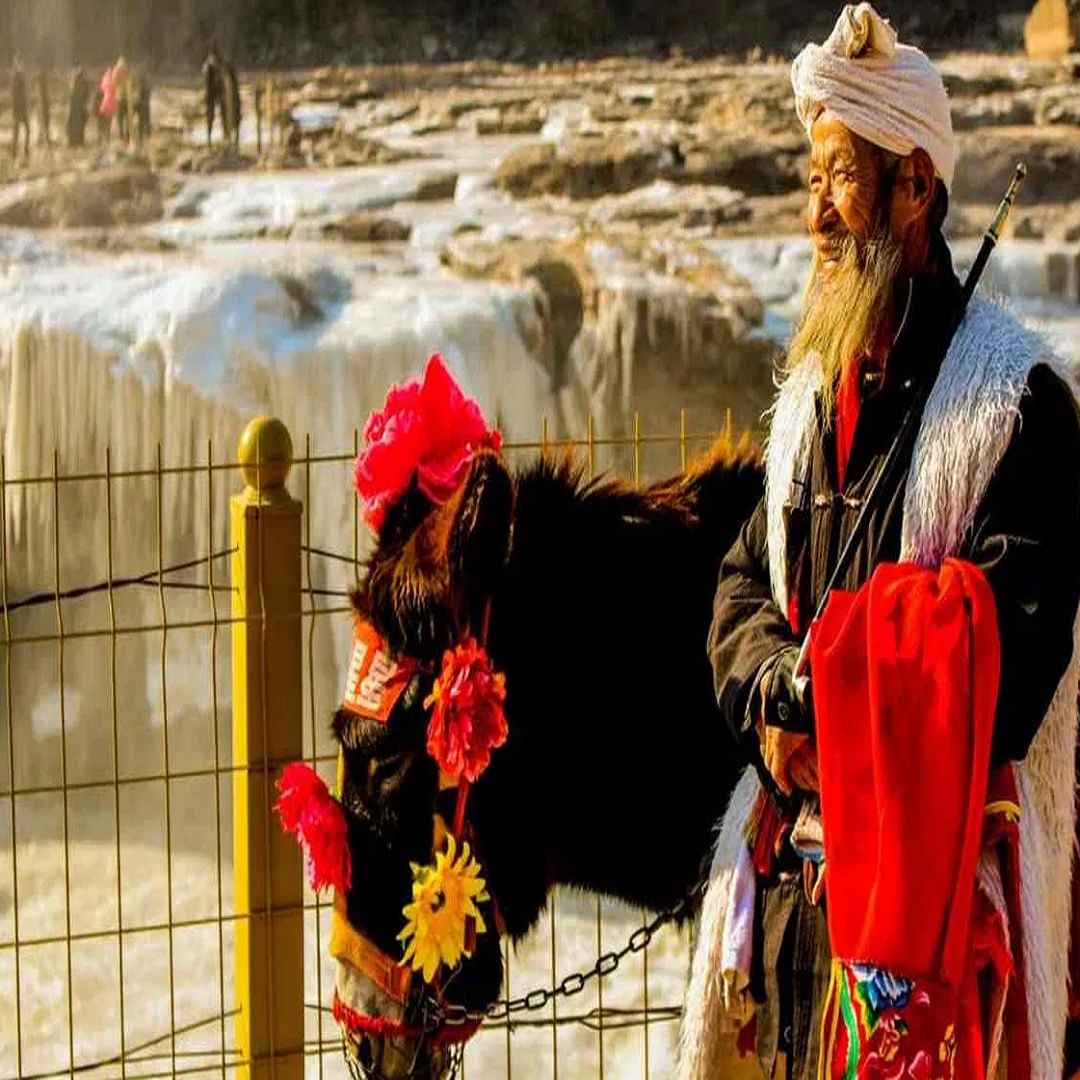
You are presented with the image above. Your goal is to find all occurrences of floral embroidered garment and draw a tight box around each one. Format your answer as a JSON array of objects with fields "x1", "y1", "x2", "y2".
[
  {"x1": 818, "y1": 880, "x2": 1022, "y2": 1080},
  {"x1": 820, "y1": 962, "x2": 973, "y2": 1080}
]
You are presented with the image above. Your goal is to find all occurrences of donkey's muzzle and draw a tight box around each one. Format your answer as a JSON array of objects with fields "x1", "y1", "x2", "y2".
[{"x1": 342, "y1": 1030, "x2": 451, "y2": 1080}]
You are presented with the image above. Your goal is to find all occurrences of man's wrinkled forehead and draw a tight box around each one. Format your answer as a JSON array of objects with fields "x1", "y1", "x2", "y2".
[{"x1": 810, "y1": 110, "x2": 885, "y2": 164}]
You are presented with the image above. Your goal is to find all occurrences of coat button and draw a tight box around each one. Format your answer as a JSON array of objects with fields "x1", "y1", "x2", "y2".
[{"x1": 777, "y1": 702, "x2": 790, "y2": 724}]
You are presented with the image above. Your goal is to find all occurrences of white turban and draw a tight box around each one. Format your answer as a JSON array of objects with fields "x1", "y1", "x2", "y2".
[{"x1": 791, "y1": 3, "x2": 956, "y2": 191}]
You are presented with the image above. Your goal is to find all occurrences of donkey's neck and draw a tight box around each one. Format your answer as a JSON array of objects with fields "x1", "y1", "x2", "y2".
[{"x1": 468, "y1": 457, "x2": 751, "y2": 939}]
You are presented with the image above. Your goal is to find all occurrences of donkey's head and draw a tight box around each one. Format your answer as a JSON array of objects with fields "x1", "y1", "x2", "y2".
[{"x1": 324, "y1": 356, "x2": 517, "y2": 1078}]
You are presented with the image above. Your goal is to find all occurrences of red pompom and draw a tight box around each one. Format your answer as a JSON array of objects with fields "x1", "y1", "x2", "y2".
[
  {"x1": 425, "y1": 637, "x2": 508, "y2": 783},
  {"x1": 274, "y1": 762, "x2": 352, "y2": 895},
  {"x1": 354, "y1": 353, "x2": 501, "y2": 531}
]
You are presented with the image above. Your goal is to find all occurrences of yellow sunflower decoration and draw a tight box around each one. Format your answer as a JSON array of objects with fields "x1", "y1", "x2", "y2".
[{"x1": 399, "y1": 834, "x2": 489, "y2": 983}]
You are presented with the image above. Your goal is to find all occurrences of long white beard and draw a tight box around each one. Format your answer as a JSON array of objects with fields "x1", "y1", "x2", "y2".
[{"x1": 786, "y1": 230, "x2": 902, "y2": 418}]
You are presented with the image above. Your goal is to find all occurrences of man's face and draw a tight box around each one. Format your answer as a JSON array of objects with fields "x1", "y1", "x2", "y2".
[
  {"x1": 790, "y1": 111, "x2": 907, "y2": 410},
  {"x1": 807, "y1": 111, "x2": 889, "y2": 267}
]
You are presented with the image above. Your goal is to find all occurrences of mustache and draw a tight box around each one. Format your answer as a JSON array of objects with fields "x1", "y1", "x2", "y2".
[{"x1": 814, "y1": 223, "x2": 884, "y2": 266}]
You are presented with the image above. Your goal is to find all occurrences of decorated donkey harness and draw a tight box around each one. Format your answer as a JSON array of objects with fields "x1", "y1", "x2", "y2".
[{"x1": 275, "y1": 355, "x2": 699, "y2": 1078}]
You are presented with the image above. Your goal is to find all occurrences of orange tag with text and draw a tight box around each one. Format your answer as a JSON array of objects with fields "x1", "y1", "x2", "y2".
[{"x1": 340, "y1": 621, "x2": 415, "y2": 724}]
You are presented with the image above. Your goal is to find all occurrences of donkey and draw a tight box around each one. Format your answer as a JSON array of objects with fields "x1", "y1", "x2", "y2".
[{"x1": 330, "y1": 438, "x2": 764, "y2": 1078}]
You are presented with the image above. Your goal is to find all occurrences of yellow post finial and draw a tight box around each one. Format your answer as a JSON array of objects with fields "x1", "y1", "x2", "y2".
[{"x1": 237, "y1": 416, "x2": 294, "y2": 502}]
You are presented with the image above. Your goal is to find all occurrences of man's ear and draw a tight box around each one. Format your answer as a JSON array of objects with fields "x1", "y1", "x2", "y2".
[
  {"x1": 889, "y1": 147, "x2": 937, "y2": 234},
  {"x1": 445, "y1": 450, "x2": 514, "y2": 636}
]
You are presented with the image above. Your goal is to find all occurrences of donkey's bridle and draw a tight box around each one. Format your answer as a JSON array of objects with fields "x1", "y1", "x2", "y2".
[
  {"x1": 329, "y1": 786, "x2": 495, "y2": 1051},
  {"x1": 333, "y1": 609, "x2": 503, "y2": 1077},
  {"x1": 333, "y1": 604, "x2": 703, "y2": 1078},
  {"x1": 333, "y1": 851, "x2": 705, "y2": 1079}
]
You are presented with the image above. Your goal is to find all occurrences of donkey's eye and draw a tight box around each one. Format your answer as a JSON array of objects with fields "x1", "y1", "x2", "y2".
[
  {"x1": 365, "y1": 748, "x2": 422, "y2": 804},
  {"x1": 368, "y1": 750, "x2": 408, "y2": 787},
  {"x1": 399, "y1": 673, "x2": 426, "y2": 713}
]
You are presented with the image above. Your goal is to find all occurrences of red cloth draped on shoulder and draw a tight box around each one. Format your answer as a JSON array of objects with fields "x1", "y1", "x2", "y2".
[{"x1": 810, "y1": 558, "x2": 999, "y2": 982}]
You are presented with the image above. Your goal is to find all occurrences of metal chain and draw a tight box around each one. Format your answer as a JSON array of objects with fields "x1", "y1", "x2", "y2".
[
  {"x1": 337, "y1": 885, "x2": 702, "y2": 1079},
  {"x1": 434, "y1": 882, "x2": 704, "y2": 1028}
]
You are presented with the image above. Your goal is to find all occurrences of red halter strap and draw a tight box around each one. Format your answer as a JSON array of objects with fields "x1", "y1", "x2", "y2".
[{"x1": 333, "y1": 991, "x2": 481, "y2": 1048}]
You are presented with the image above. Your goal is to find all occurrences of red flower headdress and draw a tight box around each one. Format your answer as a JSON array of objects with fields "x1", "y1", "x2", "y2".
[{"x1": 354, "y1": 353, "x2": 502, "y2": 531}]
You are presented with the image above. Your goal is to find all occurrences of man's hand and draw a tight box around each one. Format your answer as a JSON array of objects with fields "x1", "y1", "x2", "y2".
[
  {"x1": 760, "y1": 645, "x2": 811, "y2": 732},
  {"x1": 760, "y1": 725, "x2": 819, "y2": 796},
  {"x1": 757, "y1": 650, "x2": 818, "y2": 796}
]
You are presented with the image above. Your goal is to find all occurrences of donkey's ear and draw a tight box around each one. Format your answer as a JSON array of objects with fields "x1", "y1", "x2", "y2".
[{"x1": 446, "y1": 450, "x2": 513, "y2": 633}]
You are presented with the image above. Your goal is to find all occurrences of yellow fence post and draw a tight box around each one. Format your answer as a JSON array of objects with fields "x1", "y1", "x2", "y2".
[{"x1": 231, "y1": 416, "x2": 304, "y2": 1079}]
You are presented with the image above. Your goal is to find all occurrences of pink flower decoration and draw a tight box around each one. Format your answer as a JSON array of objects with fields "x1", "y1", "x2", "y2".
[
  {"x1": 274, "y1": 762, "x2": 352, "y2": 895},
  {"x1": 354, "y1": 354, "x2": 502, "y2": 531},
  {"x1": 424, "y1": 637, "x2": 508, "y2": 783}
]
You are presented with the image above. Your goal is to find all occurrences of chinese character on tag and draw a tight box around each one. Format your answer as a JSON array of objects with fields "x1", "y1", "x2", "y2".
[{"x1": 340, "y1": 621, "x2": 415, "y2": 723}]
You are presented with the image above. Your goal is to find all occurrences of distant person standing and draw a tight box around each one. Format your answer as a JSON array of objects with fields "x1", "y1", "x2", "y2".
[
  {"x1": 92, "y1": 82, "x2": 106, "y2": 143},
  {"x1": 223, "y1": 57, "x2": 241, "y2": 149},
  {"x1": 11, "y1": 57, "x2": 30, "y2": 160},
  {"x1": 202, "y1": 44, "x2": 223, "y2": 146},
  {"x1": 67, "y1": 65, "x2": 89, "y2": 147},
  {"x1": 98, "y1": 63, "x2": 117, "y2": 144},
  {"x1": 135, "y1": 72, "x2": 151, "y2": 147},
  {"x1": 37, "y1": 68, "x2": 51, "y2": 146},
  {"x1": 254, "y1": 82, "x2": 264, "y2": 155},
  {"x1": 113, "y1": 56, "x2": 130, "y2": 144}
]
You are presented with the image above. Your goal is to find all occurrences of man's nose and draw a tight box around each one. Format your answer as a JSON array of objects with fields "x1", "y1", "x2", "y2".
[{"x1": 808, "y1": 189, "x2": 835, "y2": 234}]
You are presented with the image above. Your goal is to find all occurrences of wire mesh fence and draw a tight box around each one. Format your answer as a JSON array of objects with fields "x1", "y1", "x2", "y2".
[{"x1": 0, "y1": 411, "x2": 734, "y2": 1080}]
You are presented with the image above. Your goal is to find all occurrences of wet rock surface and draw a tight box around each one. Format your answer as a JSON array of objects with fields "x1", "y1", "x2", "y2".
[
  {"x1": 441, "y1": 225, "x2": 777, "y2": 434},
  {"x1": 170, "y1": 147, "x2": 260, "y2": 174},
  {"x1": 412, "y1": 170, "x2": 460, "y2": 200},
  {"x1": 495, "y1": 137, "x2": 669, "y2": 199},
  {"x1": 1, "y1": 51, "x2": 1077, "y2": 222},
  {"x1": 588, "y1": 181, "x2": 751, "y2": 228},
  {"x1": 953, "y1": 129, "x2": 1080, "y2": 203},
  {"x1": 0, "y1": 165, "x2": 164, "y2": 228},
  {"x1": 322, "y1": 212, "x2": 412, "y2": 242}
]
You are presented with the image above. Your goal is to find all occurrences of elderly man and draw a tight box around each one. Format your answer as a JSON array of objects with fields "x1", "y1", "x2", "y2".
[{"x1": 688, "y1": 5, "x2": 1080, "y2": 1080}]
